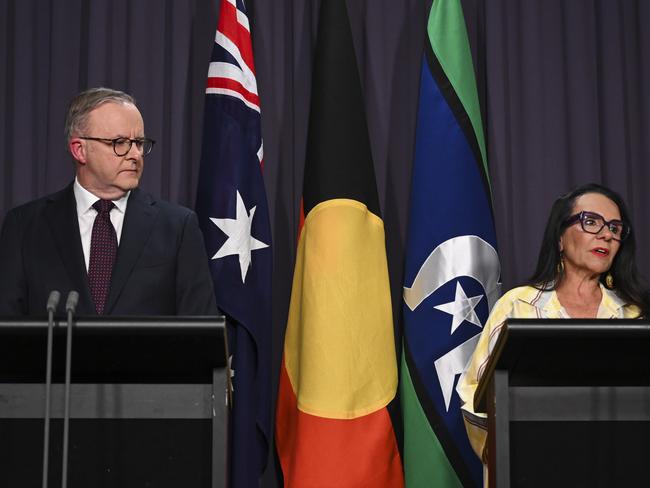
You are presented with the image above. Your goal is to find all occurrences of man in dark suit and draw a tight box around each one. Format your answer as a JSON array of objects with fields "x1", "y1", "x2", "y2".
[{"x1": 0, "y1": 87, "x2": 217, "y2": 316}]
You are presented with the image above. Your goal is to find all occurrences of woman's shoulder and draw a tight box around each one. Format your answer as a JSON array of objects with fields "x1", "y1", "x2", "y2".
[
  {"x1": 496, "y1": 285, "x2": 547, "y2": 305},
  {"x1": 622, "y1": 303, "x2": 643, "y2": 318},
  {"x1": 486, "y1": 285, "x2": 548, "y2": 324},
  {"x1": 601, "y1": 286, "x2": 644, "y2": 319}
]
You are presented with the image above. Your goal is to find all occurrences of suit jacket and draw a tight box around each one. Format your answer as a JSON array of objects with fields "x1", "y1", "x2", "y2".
[{"x1": 0, "y1": 184, "x2": 217, "y2": 316}]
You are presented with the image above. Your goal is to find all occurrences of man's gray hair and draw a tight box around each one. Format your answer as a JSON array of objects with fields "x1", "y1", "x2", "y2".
[{"x1": 64, "y1": 87, "x2": 136, "y2": 144}]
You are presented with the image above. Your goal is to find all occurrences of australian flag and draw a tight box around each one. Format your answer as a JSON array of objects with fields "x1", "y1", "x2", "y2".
[{"x1": 195, "y1": 0, "x2": 272, "y2": 486}]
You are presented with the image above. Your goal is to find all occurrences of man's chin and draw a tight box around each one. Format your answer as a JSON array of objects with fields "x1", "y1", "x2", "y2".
[{"x1": 117, "y1": 174, "x2": 141, "y2": 190}]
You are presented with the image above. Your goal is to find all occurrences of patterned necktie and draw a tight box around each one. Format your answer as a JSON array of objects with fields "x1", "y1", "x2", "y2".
[{"x1": 88, "y1": 199, "x2": 117, "y2": 314}]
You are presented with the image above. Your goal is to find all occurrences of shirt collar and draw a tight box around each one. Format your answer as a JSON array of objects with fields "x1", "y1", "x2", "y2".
[
  {"x1": 598, "y1": 284, "x2": 628, "y2": 317},
  {"x1": 519, "y1": 282, "x2": 628, "y2": 318},
  {"x1": 73, "y1": 177, "x2": 130, "y2": 214}
]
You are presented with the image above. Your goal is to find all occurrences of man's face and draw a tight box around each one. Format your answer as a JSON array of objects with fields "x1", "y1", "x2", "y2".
[{"x1": 72, "y1": 102, "x2": 145, "y2": 199}]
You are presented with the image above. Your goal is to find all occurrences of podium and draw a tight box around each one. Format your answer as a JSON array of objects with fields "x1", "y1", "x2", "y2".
[
  {"x1": 0, "y1": 316, "x2": 226, "y2": 488},
  {"x1": 475, "y1": 319, "x2": 650, "y2": 487}
]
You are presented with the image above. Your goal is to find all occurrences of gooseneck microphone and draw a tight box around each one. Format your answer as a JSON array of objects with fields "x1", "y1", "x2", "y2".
[
  {"x1": 61, "y1": 291, "x2": 79, "y2": 488},
  {"x1": 65, "y1": 291, "x2": 79, "y2": 313},
  {"x1": 42, "y1": 290, "x2": 60, "y2": 488},
  {"x1": 46, "y1": 291, "x2": 61, "y2": 314}
]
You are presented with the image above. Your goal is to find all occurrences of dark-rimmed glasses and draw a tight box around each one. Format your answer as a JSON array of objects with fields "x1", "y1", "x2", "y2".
[
  {"x1": 79, "y1": 136, "x2": 155, "y2": 156},
  {"x1": 564, "y1": 211, "x2": 630, "y2": 241}
]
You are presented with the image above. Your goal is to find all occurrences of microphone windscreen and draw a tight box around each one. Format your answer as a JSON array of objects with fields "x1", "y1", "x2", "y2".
[
  {"x1": 65, "y1": 290, "x2": 80, "y2": 313},
  {"x1": 46, "y1": 290, "x2": 61, "y2": 312}
]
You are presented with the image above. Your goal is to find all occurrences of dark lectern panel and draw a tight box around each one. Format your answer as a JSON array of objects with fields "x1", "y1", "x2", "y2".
[
  {"x1": 500, "y1": 320, "x2": 650, "y2": 387},
  {"x1": 509, "y1": 421, "x2": 650, "y2": 487},
  {"x1": 505, "y1": 336, "x2": 650, "y2": 387},
  {"x1": 0, "y1": 419, "x2": 212, "y2": 488},
  {"x1": 0, "y1": 317, "x2": 225, "y2": 383}
]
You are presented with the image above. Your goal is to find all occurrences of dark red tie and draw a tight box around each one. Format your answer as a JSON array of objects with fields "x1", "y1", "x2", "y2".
[{"x1": 88, "y1": 199, "x2": 117, "y2": 314}]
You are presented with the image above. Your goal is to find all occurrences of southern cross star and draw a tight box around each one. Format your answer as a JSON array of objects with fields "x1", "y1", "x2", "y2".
[
  {"x1": 210, "y1": 190, "x2": 269, "y2": 283},
  {"x1": 433, "y1": 281, "x2": 484, "y2": 334}
]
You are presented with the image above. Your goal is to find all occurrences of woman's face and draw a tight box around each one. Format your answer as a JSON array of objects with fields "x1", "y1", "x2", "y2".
[{"x1": 559, "y1": 192, "x2": 622, "y2": 279}]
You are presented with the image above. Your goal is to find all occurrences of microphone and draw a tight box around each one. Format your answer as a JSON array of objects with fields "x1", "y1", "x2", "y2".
[
  {"x1": 46, "y1": 291, "x2": 61, "y2": 313},
  {"x1": 61, "y1": 290, "x2": 79, "y2": 488},
  {"x1": 42, "y1": 291, "x2": 60, "y2": 488},
  {"x1": 65, "y1": 291, "x2": 79, "y2": 313}
]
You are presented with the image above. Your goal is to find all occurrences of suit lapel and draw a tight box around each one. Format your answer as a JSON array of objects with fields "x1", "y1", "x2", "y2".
[
  {"x1": 104, "y1": 188, "x2": 158, "y2": 314},
  {"x1": 43, "y1": 184, "x2": 95, "y2": 313}
]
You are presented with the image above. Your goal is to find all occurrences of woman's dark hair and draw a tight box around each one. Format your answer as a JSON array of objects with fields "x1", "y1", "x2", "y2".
[{"x1": 527, "y1": 183, "x2": 650, "y2": 317}]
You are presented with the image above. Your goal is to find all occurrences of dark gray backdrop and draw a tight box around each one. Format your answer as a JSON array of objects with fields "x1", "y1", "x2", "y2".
[{"x1": 2, "y1": 0, "x2": 649, "y2": 485}]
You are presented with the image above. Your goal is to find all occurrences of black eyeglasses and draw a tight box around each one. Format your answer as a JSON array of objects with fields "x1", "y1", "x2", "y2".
[
  {"x1": 564, "y1": 211, "x2": 630, "y2": 241},
  {"x1": 79, "y1": 136, "x2": 155, "y2": 156}
]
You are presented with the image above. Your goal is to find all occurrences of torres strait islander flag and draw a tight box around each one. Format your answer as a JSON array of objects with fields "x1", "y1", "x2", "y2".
[
  {"x1": 401, "y1": 0, "x2": 501, "y2": 486},
  {"x1": 195, "y1": 1, "x2": 272, "y2": 486},
  {"x1": 274, "y1": 0, "x2": 403, "y2": 486}
]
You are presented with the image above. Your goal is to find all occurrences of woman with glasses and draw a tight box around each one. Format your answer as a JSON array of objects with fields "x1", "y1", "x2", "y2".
[{"x1": 457, "y1": 182, "x2": 650, "y2": 466}]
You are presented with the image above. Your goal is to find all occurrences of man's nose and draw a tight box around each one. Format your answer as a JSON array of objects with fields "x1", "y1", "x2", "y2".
[{"x1": 125, "y1": 140, "x2": 143, "y2": 157}]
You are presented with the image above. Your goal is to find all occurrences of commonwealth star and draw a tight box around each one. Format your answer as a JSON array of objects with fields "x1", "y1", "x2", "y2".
[{"x1": 210, "y1": 190, "x2": 269, "y2": 283}]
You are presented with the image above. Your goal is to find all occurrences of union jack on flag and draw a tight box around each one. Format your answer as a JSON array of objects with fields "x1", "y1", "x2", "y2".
[
  {"x1": 195, "y1": 0, "x2": 272, "y2": 486},
  {"x1": 206, "y1": 0, "x2": 261, "y2": 114}
]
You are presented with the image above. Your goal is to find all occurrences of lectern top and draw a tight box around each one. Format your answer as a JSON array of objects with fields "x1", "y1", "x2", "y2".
[
  {"x1": 0, "y1": 316, "x2": 226, "y2": 384},
  {"x1": 474, "y1": 318, "x2": 650, "y2": 412}
]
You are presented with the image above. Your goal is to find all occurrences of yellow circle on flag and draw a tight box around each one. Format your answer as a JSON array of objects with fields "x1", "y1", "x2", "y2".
[{"x1": 283, "y1": 199, "x2": 398, "y2": 419}]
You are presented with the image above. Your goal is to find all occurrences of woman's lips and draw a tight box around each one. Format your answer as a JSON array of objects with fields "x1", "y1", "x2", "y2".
[{"x1": 591, "y1": 247, "x2": 610, "y2": 257}]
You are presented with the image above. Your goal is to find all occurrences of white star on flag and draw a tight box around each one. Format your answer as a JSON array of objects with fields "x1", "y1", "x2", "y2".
[
  {"x1": 433, "y1": 281, "x2": 484, "y2": 334},
  {"x1": 210, "y1": 190, "x2": 269, "y2": 283}
]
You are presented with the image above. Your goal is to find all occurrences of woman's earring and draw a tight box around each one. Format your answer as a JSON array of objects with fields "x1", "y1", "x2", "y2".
[
  {"x1": 605, "y1": 272, "x2": 614, "y2": 289},
  {"x1": 556, "y1": 253, "x2": 564, "y2": 277}
]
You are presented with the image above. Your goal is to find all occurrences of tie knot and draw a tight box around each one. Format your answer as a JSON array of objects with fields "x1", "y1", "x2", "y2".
[{"x1": 93, "y1": 199, "x2": 114, "y2": 215}]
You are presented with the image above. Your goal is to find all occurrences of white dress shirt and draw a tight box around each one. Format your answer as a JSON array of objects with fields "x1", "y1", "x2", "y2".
[{"x1": 73, "y1": 178, "x2": 130, "y2": 271}]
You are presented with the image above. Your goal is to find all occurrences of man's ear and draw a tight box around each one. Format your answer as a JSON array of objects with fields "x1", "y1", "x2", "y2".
[{"x1": 68, "y1": 138, "x2": 86, "y2": 164}]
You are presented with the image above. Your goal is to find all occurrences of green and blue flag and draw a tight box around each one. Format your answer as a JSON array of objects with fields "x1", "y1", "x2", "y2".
[{"x1": 401, "y1": 0, "x2": 501, "y2": 486}]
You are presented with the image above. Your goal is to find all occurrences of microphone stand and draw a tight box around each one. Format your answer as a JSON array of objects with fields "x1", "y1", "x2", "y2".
[
  {"x1": 42, "y1": 290, "x2": 60, "y2": 488},
  {"x1": 61, "y1": 291, "x2": 78, "y2": 488}
]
